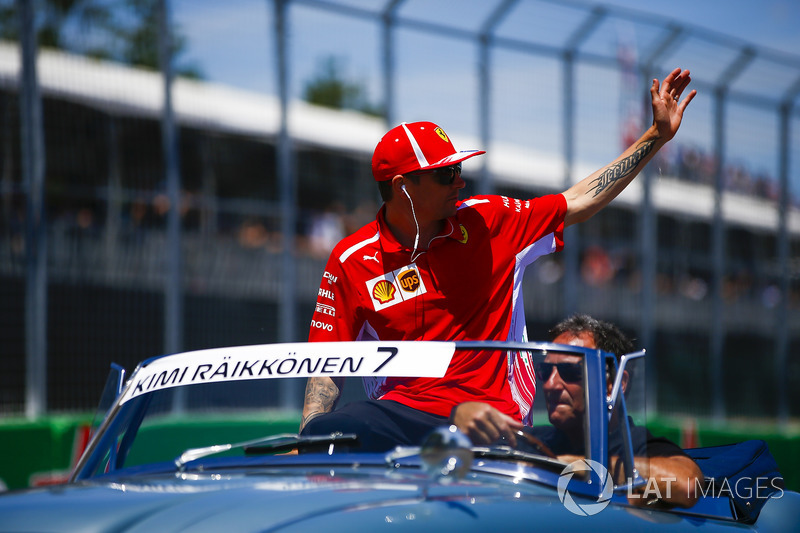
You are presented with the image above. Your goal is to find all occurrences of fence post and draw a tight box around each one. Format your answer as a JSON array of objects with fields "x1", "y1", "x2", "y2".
[
  {"x1": 275, "y1": 0, "x2": 300, "y2": 408},
  {"x1": 380, "y1": 0, "x2": 402, "y2": 128},
  {"x1": 775, "y1": 100, "x2": 793, "y2": 425},
  {"x1": 561, "y1": 52, "x2": 578, "y2": 317},
  {"x1": 159, "y1": 0, "x2": 184, "y2": 358},
  {"x1": 18, "y1": 0, "x2": 47, "y2": 418}
]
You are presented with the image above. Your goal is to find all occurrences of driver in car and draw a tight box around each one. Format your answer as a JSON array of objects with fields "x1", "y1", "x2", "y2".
[{"x1": 453, "y1": 314, "x2": 703, "y2": 508}]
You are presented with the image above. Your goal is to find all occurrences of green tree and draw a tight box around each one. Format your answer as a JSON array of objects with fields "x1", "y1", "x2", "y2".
[
  {"x1": 303, "y1": 56, "x2": 381, "y2": 116},
  {"x1": 110, "y1": 0, "x2": 202, "y2": 78},
  {"x1": 0, "y1": 0, "x2": 201, "y2": 78}
]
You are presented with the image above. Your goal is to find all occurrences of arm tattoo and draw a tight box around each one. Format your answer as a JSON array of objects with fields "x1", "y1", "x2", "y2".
[
  {"x1": 588, "y1": 139, "x2": 656, "y2": 197},
  {"x1": 300, "y1": 410, "x2": 323, "y2": 429},
  {"x1": 300, "y1": 377, "x2": 340, "y2": 430}
]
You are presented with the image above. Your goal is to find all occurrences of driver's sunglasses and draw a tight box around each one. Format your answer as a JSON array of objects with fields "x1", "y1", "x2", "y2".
[
  {"x1": 536, "y1": 362, "x2": 583, "y2": 383},
  {"x1": 412, "y1": 163, "x2": 462, "y2": 185}
]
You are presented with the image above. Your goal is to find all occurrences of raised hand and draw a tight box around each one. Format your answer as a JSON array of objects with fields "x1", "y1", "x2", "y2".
[{"x1": 651, "y1": 67, "x2": 696, "y2": 141}]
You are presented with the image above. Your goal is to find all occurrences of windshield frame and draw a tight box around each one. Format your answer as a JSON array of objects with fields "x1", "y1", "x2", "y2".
[{"x1": 70, "y1": 340, "x2": 642, "y2": 501}]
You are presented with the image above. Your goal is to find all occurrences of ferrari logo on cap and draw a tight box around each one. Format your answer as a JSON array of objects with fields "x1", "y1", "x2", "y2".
[{"x1": 435, "y1": 127, "x2": 449, "y2": 143}]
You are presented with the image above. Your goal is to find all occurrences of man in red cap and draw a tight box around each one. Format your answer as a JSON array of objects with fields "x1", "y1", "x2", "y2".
[{"x1": 299, "y1": 68, "x2": 695, "y2": 451}]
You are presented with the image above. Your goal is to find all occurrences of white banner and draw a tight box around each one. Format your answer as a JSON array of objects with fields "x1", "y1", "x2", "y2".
[{"x1": 119, "y1": 341, "x2": 455, "y2": 404}]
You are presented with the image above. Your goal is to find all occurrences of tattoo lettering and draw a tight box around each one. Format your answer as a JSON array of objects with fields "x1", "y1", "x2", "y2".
[{"x1": 588, "y1": 139, "x2": 656, "y2": 197}]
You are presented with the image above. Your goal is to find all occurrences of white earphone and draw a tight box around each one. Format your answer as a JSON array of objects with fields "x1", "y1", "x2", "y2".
[{"x1": 400, "y1": 182, "x2": 420, "y2": 258}]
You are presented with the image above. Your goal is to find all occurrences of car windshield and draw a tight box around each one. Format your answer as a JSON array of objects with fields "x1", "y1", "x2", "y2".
[
  {"x1": 75, "y1": 341, "x2": 645, "y2": 489},
  {"x1": 78, "y1": 379, "x2": 289, "y2": 477}
]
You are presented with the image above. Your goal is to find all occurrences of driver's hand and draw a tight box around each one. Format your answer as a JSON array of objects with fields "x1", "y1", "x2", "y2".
[
  {"x1": 450, "y1": 402, "x2": 524, "y2": 447},
  {"x1": 277, "y1": 449, "x2": 298, "y2": 455}
]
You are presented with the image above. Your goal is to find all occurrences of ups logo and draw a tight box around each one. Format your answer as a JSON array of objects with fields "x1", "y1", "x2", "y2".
[{"x1": 398, "y1": 269, "x2": 420, "y2": 292}]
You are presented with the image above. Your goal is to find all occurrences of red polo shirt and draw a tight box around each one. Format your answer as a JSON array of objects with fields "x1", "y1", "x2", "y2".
[{"x1": 309, "y1": 194, "x2": 566, "y2": 419}]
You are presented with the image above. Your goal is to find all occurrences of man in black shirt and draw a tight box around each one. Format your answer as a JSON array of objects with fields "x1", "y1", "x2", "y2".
[{"x1": 453, "y1": 314, "x2": 702, "y2": 508}]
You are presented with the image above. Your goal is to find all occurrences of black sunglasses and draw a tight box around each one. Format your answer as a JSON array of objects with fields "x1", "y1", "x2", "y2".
[
  {"x1": 411, "y1": 163, "x2": 462, "y2": 185},
  {"x1": 536, "y1": 361, "x2": 583, "y2": 383}
]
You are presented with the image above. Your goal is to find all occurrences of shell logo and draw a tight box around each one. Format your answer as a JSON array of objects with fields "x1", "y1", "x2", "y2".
[
  {"x1": 434, "y1": 127, "x2": 449, "y2": 143},
  {"x1": 372, "y1": 280, "x2": 396, "y2": 304}
]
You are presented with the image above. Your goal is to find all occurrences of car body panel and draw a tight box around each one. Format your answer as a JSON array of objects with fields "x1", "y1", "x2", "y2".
[
  {"x1": 0, "y1": 340, "x2": 796, "y2": 532},
  {"x1": 0, "y1": 463, "x2": 773, "y2": 533}
]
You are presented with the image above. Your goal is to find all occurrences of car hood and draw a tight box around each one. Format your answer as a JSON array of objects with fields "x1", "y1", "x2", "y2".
[
  {"x1": 0, "y1": 463, "x2": 759, "y2": 532},
  {"x1": 0, "y1": 466, "x2": 539, "y2": 532}
]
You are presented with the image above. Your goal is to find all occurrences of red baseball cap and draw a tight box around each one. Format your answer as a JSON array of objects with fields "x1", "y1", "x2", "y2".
[{"x1": 371, "y1": 121, "x2": 485, "y2": 182}]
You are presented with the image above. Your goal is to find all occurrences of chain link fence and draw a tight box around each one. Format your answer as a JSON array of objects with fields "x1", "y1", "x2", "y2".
[{"x1": 1, "y1": 0, "x2": 798, "y2": 422}]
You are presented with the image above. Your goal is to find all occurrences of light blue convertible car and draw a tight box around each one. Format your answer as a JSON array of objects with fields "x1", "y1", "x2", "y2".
[{"x1": 0, "y1": 341, "x2": 796, "y2": 532}]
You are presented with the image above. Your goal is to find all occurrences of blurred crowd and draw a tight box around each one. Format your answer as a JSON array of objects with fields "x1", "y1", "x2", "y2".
[
  {"x1": 1, "y1": 138, "x2": 796, "y2": 310},
  {"x1": 650, "y1": 141, "x2": 788, "y2": 204},
  {"x1": 2, "y1": 196, "x2": 795, "y2": 312}
]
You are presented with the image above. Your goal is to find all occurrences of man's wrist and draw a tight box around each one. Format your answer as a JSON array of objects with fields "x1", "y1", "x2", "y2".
[
  {"x1": 448, "y1": 405, "x2": 461, "y2": 425},
  {"x1": 299, "y1": 410, "x2": 324, "y2": 432}
]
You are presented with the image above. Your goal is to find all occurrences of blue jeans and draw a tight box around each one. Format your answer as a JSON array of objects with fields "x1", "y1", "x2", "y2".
[{"x1": 300, "y1": 399, "x2": 448, "y2": 452}]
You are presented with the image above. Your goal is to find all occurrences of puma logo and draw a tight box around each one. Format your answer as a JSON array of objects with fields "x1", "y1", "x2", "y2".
[{"x1": 363, "y1": 251, "x2": 379, "y2": 263}]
